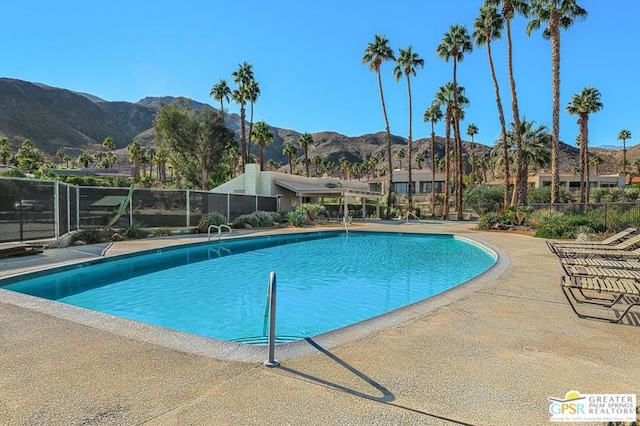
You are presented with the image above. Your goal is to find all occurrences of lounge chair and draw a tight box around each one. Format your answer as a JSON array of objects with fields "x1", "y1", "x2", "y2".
[
  {"x1": 561, "y1": 275, "x2": 640, "y2": 323},
  {"x1": 562, "y1": 264, "x2": 640, "y2": 280},
  {"x1": 546, "y1": 227, "x2": 637, "y2": 253},
  {"x1": 559, "y1": 257, "x2": 640, "y2": 271},
  {"x1": 551, "y1": 234, "x2": 640, "y2": 259}
]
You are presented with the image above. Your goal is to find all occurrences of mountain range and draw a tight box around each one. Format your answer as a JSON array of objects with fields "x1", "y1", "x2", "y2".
[{"x1": 0, "y1": 77, "x2": 636, "y2": 175}]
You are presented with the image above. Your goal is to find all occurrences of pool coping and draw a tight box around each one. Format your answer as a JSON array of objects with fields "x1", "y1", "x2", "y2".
[{"x1": 0, "y1": 229, "x2": 508, "y2": 363}]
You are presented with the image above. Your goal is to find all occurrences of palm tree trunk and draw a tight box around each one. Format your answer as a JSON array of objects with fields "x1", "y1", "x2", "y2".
[
  {"x1": 550, "y1": 13, "x2": 561, "y2": 204},
  {"x1": 406, "y1": 75, "x2": 413, "y2": 213},
  {"x1": 249, "y1": 100, "x2": 255, "y2": 162},
  {"x1": 240, "y1": 105, "x2": 247, "y2": 171},
  {"x1": 444, "y1": 113, "x2": 451, "y2": 220},
  {"x1": 486, "y1": 36, "x2": 510, "y2": 209},
  {"x1": 430, "y1": 125, "x2": 436, "y2": 216},
  {"x1": 583, "y1": 115, "x2": 590, "y2": 203},
  {"x1": 506, "y1": 15, "x2": 525, "y2": 205},
  {"x1": 578, "y1": 116, "x2": 586, "y2": 204},
  {"x1": 454, "y1": 117, "x2": 463, "y2": 220},
  {"x1": 377, "y1": 70, "x2": 394, "y2": 220},
  {"x1": 259, "y1": 143, "x2": 265, "y2": 171}
]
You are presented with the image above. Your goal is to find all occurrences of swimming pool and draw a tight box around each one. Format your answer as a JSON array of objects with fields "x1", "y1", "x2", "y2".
[{"x1": 1, "y1": 231, "x2": 496, "y2": 344}]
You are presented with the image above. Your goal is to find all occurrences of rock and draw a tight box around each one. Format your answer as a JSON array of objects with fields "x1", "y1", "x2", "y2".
[{"x1": 73, "y1": 240, "x2": 86, "y2": 246}]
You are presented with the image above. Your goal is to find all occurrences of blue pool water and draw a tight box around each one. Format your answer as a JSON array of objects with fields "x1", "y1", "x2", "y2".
[{"x1": 1, "y1": 231, "x2": 495, "y2": 343}]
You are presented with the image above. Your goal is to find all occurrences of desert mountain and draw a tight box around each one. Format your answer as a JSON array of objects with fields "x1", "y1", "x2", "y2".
[{"x1": 0, "y1": 77, "x2": 635, "y2": 174}]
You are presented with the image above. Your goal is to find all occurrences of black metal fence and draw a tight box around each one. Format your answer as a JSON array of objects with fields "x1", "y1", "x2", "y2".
[
  {"x1": 530, "y1": 202, "x2": 640, "y2": 230},
  {"x1": 0, "y1": 177, "x2": 278, "y2": 243}
]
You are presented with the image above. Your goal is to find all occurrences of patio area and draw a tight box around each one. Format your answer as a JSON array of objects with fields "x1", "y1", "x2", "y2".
[{"x1": 0, "y1": 221, "x2": 638, "y2": 425}]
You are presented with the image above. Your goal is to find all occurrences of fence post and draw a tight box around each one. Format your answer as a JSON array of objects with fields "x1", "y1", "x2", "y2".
[
  {"x1": 54, "y1": 180, "x2": 60, "y2": 240},
  {"x1": 604, "y1": 203, "x2": 608, "y2": 230},
  {"x1": 227, "y1": 193, "x2": 230, "y2": 222},
  {"x1": 76, "y1": 185, "x2": 80, "y2": 230},
  {"x1": 186, "y1": 189, "x2": 190, "y2": 228}
]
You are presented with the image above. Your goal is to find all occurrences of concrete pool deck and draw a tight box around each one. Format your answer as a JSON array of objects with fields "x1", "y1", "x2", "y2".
[{"x1": 1, "y1": 221, "x2": 638, "y2": 425}]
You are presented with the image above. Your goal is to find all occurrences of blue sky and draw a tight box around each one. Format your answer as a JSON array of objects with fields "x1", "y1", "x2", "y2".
[{"x1": 4, "y1": 0, "x2": 637, "y2": 148}]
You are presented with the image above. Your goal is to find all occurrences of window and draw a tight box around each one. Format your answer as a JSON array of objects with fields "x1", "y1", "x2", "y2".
[
  {"x1": 419, "y1": 181, "x2": 444, "y2": 193},
  {"x1": 393, "y1": 183, "x2": 409, "y2": 194}
]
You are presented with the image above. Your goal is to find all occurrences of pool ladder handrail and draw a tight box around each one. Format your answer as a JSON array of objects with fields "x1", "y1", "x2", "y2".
[
  {"x1": 263, "y1": 271, "x2": 279, "y2": 367},
  {"x1": 342, "y1": 216, "x2": 349, "y2": 234},
  {"x1": 208, "y1": 224, "x2": 232, "y2": 241}
]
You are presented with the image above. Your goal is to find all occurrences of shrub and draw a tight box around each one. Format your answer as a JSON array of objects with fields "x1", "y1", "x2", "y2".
[
  {"x1": 295, "y1": 203, "x2": 325, "y2": 221},
  {"x1": 534, "y1": 214, "x2": 604, "y2": 239},
  {"x1": 122, "y1": 221, "x2": 150, "y2": 239},
  {"x1": 476, "y1": 212, "x2": 501, "y2": 230},
  {"x1": 464, "y1": 185, "x2": 504, "y2": 215},
  {"x1": 74, "y1": 226, "x2": 107, "y2": 244},
  {"x1": 233, "y1": 214, "x2": 259, "y2": 228},
  {"x1": 197, "y1": 212, "x2": 227, "y2": 233},
  {"x1": 152, "y1": 227, "x2": 173, "y2": 237},
  {"x1": 285, "y1": 211, "x2": 306, "y2": 227},
  {"x1": 527, "y1": 187, "x2": 574, "y2": 204}
]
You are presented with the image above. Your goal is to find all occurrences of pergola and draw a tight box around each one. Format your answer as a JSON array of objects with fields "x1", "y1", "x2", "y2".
[{"x1": 273, "y1": 179, "x2": 382, "y2": 219}]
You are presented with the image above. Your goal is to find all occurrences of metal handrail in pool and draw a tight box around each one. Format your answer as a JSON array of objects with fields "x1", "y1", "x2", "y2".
[
  {"x1": 263, "y1": 271, "x2": 279, "y2": 367},
  {"x1": 207, "y1": 224, "x2": 232, "y2": 241}
]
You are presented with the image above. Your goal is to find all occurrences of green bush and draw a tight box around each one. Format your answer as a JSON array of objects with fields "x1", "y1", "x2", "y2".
[
  {"x1": 197, "y1": 212, "x2": 227, "y2": 233},
  {"x1": 285, "y1": 211, "x2": 306, "y2": 227},
  {"x1": 233, "y1": 214, "x2": 259, "y2": 228},
  {"x1": 476, "y1": 212, "x2": 501, "y2": 230},
  {"x1": 295, "y1": 203, "x2": 325, "y2": 220},
  {"x1": 232, "y1": 211, "x2": 281, "y2": 228},
  {"x1": 527, "y1": 187, "x2": 574, "y2": 204},
  {"x1": 534, "y1": 214, "x2": 604, "y2": 239},
  {"x1": 152, "y1": 227, "x2": 173, "y2": 237},
  {"x1": 464, "y1": 185, "x2": 504, "y2": 215}
]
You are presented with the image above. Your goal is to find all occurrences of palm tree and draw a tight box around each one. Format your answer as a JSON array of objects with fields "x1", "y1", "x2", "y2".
[
  {"x1": 423, "y1": 104, "x2": 443, "y2": 212},
  {"x1": 77, "y1": 152, "x2": 93, "y2": 168},
  {"x1": 232, "y1": 61, "x2": 254, "y2": 170},
  {"x1": 155, "y1": 149, "x2": 169, "y2": 182},
  {"x1": 146, "y1": 147, "x2": 156, "y2": 178},
  {"x1": 311, "y1": 154, "x2": 323, "y2": 176},
  {"x1": 363, "y1": 34, "x2": 396, "y2": 219},
  {"x1": 266, "y1": 159, "x2": 278, "y2": 171},
  {"x1": 209, "y1": 78, "x2": 231, "y2": 118},
  {"x1": 251, "y1": 120, "x2": 273, "y2": 171},
  {"x1": 298, "y1": 133, "x2": 314, "y2": 177},
  {"x1": 63, "y1": 154, "x2": 72, "y2": 169},
  {"x1": 487, "y1": 0, "x2": 529, "y2": 205},
  {"x1": 434, "y1": 83, "x2": 469, "y2": 220},
  {"x1": 569, "y1": 165, "x2": 580, "y2": 176},
  {"x1": 492, "y1": 119, "x2": 552, "y2": 201},
  {"x1": 437, "y1": 24, "x2": 473, "y2": 219},
  {"x1": 617, "y1": 129, "x2": 632, "y2": 173},
  {"x1": 283, "y1": 141, "x2": 298, "y2": 174},
  {"x1": 127, "y1": 140, "x2": 143, "y2": 178},
  {"x1": 566, "y1": 87, "x2": 603, "y2": 204},
  {"x1": 415, "y1": 152, "x2": 424, "y2": 169},
  {"x1": 527, "y1": 0, "x2": 587, "y2": 204},
  {"x1": 55, "y1": 148, "x2": 65, "y2": 165},
  {"x1": 466, "y1": 123, "x2": 479, "y2": 179},
  {"x1": 0, "y1": 138, "x2": 11, "y2": 166},
  {"x1": 473, "y1": 3, "x2": 510, "y2": 208},
  {"x1": 247, "y1": 79, "x2": 261, "y2": 160},
  {"x1": 396, "y1": 149, "x2": 405, "y2": 169},
  {"x1": 589, "y1": 154, "x2": 603, "y2": 176},
  {"x1": 339, "y1": 156, "x2": 350, "y2": 179},
  {"x1": 227, "y1": 145, "x2": 241, "y2": 177},
  {"x1": 393, "y1": 45, "x2": 424, "y2": 213},
  {"x1": 102, "y1": 136, "x2": 116, "y2": 168}
]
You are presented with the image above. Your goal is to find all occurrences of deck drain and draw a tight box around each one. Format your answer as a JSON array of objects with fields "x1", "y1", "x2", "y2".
[{"x1": 523, "y1": 346, "x2": 537, "y2": 352}]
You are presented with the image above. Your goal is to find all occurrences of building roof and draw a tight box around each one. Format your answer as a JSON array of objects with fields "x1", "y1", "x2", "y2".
[{"x1": 273, "y1": 178, "x2": 382, "y2": 198}]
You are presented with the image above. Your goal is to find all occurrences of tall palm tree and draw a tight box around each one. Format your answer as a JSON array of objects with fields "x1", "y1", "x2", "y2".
[
  {"x1": 473, "y1": 3, "x2": 510, "y2": 208},
  {"x1": 434, "y1": 83, "x2": 470, "y2": 220},
  {"x1": 298, "y1": 133, "x2": 314, "y2": 177},
  {"x1": 250, "y1": 121, "x2": 273, "y2": 171},
  {"x1": 55, "y1": 148, "x2": 65, "y2": 165},
  {"x1": 282, "y1": 141, "x2": 298, "y2": 174},
  {"x1": 617, "y1": 129, "x2": 632, "y2": 173},
  {"x1": 363, "y1": 34, "x2": 396, "y2": 219},
  {"x1": 145, "y1": 147, "x2": 156, "y2": 178},
  {"x1": 423, "y1": 104, "x2": 443, "y2": 213},
  {"x1": 209, "y1": 78, "x2": 231, "y2": 119},
  {"x1": 247, "y1": 79, "x2": 261, "y2": 160},
  {"x1": 0, "y1": 138, "x2": 11, "y2": 166},
  {"x1": 232, "y1": 61, "x2": 254, "y2": 170},
  {"x1": 527, "y1": 0, "x2": 587, "y2": 204},
  {"x1": 437, "y1": 24, "x2": 473, "y2": 219},
  {"x1": 415, "y1": 152, "x2": 424, "y2": 169},
  {"x1": 566, "y1": 87, "x2": 603, "y2": 204},
  {"x1": 466, "y1": 123, "x2": 479, "y2": 179},
  {"x1": 487, "y1": 0, "x2": 529, "y2": 205},
  {"x1": 393, "y1": 45, "x2": 424, "y2": 213}
]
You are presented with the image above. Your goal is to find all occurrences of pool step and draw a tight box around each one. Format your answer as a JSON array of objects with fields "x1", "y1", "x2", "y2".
[{"x1": 231, "y1": 334, "x2": 303, "y2": 345}]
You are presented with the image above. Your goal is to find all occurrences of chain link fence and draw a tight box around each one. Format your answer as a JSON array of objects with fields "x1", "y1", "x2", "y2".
[{"x1": 0, "y1": 177, "x2": 278, "y2": 243}]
